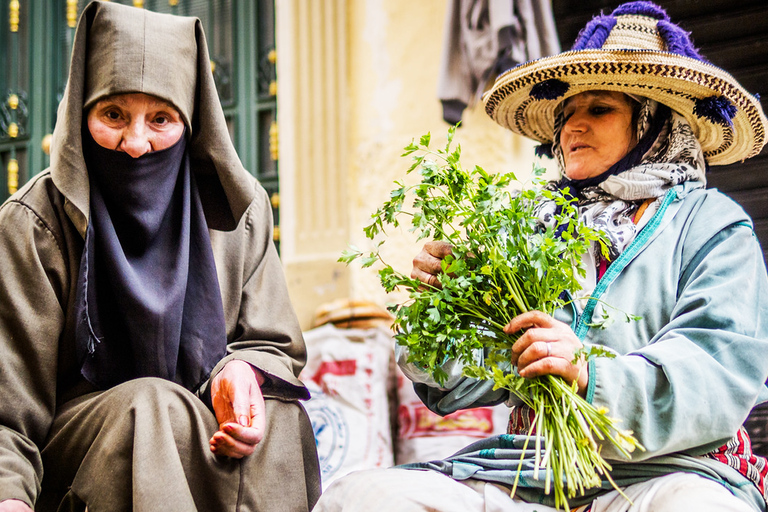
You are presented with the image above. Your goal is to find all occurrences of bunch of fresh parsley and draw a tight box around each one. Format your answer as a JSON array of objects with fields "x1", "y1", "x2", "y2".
[{"x1": 340, "y1": 127, "x2": 642, "y2": 510}]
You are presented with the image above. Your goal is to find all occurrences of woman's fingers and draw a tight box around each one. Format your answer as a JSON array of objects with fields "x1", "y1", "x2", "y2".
[
  {"x1": 424, "y1": 240, "x2": 453, "y2": 258},
  {"x1": 210, "y1": 423, "x2": 262, "y2": 458},
  {"x1": 410, "y1": 266, "x2": 442, "y2": 288},
  {"x1": 505, "y1": 310, "x2": 556, "y2": 336},
  {"x1": 411, "y1": 241, "x2": 453, "y2": 288},
  {"x1": 505, "y1": 310, "x2": 587, "y2": 393},
  {"x1": 209, "y1": 360, "x2": 267, "y2": 458},
  {"x1": 507, "y1": 311, "x2": 559, "y2": 357}
]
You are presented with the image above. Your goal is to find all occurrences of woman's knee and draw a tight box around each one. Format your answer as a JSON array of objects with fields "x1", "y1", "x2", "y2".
[
  {"x1": 98, "y1": 377, "x2": 216, "y2": 433},
  {"x1": 622, "y1": 473, "x2": 754, "y2": 512},
  {"x1": 314, "y1": 469, "x2": 398, "y2": 511},
  {"x1": 106, "y1": 377, "x2": 199, "y2": 409},
  {"x1": 315, "y1": 468, "x2": 489, "y2": 512}
]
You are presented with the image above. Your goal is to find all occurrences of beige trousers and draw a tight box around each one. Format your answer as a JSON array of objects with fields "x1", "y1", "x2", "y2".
[{"x1": 313, "y1": 467, "x2": 755, "y2": 512}]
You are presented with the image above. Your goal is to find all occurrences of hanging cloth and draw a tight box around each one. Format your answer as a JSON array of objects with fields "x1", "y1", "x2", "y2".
[{"x1": 437, "y1": 0, "x2": 561, "y2": 124}]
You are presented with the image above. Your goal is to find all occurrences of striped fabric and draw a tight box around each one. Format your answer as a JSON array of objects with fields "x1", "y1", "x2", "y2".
[
  {"x1": 706, "y1": 426, "x2": 768, "y2": 502},
  {"x1": 509, "y1": 405, "x2": 768, "y2": 507}
]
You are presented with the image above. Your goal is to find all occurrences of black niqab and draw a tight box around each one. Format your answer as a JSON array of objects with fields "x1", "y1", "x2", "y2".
[{"x1": 74, "y1": 128, "x2": 227, "y2": 391}]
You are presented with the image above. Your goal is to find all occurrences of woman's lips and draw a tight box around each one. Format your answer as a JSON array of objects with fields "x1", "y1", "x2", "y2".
[{"x1": 568, "y1": 143, "x2": 591, "y2": 155}]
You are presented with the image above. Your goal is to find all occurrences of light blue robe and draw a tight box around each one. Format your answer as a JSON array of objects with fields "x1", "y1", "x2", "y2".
[{"x1": 397, "y1": 183, "x2": 768, "y2": 511}]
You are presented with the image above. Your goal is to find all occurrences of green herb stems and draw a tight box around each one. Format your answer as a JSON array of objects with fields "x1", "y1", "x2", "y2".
[{"x1": 340, "y1": 127, "x2": 643, "y2": 510}]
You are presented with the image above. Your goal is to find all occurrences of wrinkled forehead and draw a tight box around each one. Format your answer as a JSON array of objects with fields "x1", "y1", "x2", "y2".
[{"x1": 83, "y1": 3, "x2": 197, "y2": 128}]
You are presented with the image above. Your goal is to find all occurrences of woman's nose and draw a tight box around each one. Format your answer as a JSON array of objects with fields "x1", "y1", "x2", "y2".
[
  {"x1": 120, "y1": 122, "x2": 152, "y2": 158},
  {"x1": 563, "y1": 111, "x2": 587, "y2": 133}
]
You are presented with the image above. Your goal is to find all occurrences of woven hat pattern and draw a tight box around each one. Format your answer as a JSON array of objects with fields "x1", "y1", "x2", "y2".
[
  {"x1": 482, "y1": 2, "x2": 767, "y2": 165},
  {"x1": 602, "y1": 16, "x2": 664, "y2": 50}
]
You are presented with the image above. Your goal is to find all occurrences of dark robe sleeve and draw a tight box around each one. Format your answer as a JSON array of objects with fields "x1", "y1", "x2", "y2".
[{"x1": 0, "y1": 198, "x2": 67, "y2": 506}]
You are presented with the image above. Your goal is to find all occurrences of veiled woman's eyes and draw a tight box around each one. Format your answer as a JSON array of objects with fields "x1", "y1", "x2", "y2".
[
  {"x1": 152, "y1": 112, "x2": 183, "y2": 127},
  {"x1": 105, "y1": 110, "x2": 122, "y2": 121}
]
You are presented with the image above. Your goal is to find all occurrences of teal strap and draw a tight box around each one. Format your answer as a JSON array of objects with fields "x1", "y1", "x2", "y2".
[
  {"x1": 575, "y1": 189, "x2": 678, "y2": 340},
  {"x1": 585, "y1": 358, "x2": 596, "y2": 404}
]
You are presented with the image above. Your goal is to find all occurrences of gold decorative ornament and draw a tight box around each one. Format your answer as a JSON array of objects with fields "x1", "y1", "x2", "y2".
[
  {"x1": 269, "y1": 80, "x2": 277, "y2": 96},
  {"x1": 267, "y1": 49, "x2": 277, "y2": 64},
  {"x1": 9, "y1": 0, "x2": 20, "y2": 32},
  {"x1": 270, "y1": 192, "x2": 280, "y2": 209},
  {"x1": 41, "y1": 134, "x2": 53, "y2": 155},
  {"x1": 7, "y1": 159, "x2": 18, "y2": 195},
  {"x1": 169, "y1": 0, "x2": 179, "y2": 5},
  {"x1": 7, "y1": 94, "x2": 19, "y2": 110},
  {"x1": 272, "y1": 225, "x2": 280, "y2": 242},
  {"x1": 66, "y1": 0, "x2": 78, "y2": 28},
  {"x1": 7, "y1": 122, "x2": 18, "y2": 138},
  {"x1": 133, "y1": 0, "x2": 144, "y2": 8},
  {"x1": 210, "y1": 60, "x2": 216, "y2": 74},
  {"x1": 269, "y1": 121, "x2": 279, "y2": 161}
]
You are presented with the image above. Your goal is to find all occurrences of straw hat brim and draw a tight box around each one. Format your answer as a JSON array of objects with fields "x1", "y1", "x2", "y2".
[
  {"x1": 312, "y1": 298, "x2": 394, "y2": 329},
  {"x1": 483, "y1": 49, "x2": 768, "y2": 166}
]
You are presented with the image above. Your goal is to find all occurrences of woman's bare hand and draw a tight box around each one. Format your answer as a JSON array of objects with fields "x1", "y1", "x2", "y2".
[
  {"x1": 210, "y1": 360, "x2": 267, "y2": 458},
  {"x1": 411, "y1": 241, "x2": 453, "y2": 289},
  {"x1": 505, "y1": 310, "x2": 589, "y2": 396}
]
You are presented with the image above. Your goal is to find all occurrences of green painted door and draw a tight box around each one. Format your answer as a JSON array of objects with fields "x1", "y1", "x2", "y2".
[{"x1": 0, "y1": 0, "x2": 279, "y2": 246}]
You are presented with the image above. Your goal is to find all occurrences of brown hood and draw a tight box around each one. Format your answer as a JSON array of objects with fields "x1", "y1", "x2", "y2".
[{"x1": 50, "y1": 1, "x2": 256, "y2": 237}]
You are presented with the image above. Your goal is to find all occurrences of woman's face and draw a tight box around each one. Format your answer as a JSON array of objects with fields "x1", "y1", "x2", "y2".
[
  {"x1": 559, "y1": 91, "x2": 637, "y2": 180},
  {"x1": 87, "y1": 93, "x2": 185, "y2": 158}
]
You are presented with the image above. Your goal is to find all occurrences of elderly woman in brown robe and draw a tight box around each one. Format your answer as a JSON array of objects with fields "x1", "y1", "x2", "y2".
[{"x1": 0, "y1": 2, "x2": 320, "y2": 511}]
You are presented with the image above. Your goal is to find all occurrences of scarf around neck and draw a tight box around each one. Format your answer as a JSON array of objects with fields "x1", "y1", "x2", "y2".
[
  {"x1": 74, "y1": 129, "x2": 227, "y2": 391},
  {"x1": 537, "y1": 96, "x2": 707, "y2": 294}
]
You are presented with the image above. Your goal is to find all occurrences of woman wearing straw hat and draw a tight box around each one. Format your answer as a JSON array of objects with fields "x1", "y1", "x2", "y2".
[
  {"x1": 314, "y1": 2, "x2": 768, "y2": 511},
  {"x1": 0, "y1": 2, "x2": 320, "y2": 511}
]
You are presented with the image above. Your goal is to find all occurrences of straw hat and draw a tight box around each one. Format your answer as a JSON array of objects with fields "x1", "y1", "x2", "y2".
[
  {"x1": 482, "y1": 1, "x2": 767, "y2": 166},
  {"x1": 312, "y1": 299, "x2": 394, "y2": 329}
]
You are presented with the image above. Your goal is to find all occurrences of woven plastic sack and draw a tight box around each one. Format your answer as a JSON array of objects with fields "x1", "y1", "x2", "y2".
[
  {"x1": 394, "y1": 365, "x2": 510, "y2": 465},
  {"x1": 300, "y1": 324, "x2": 396, "y2": 489}
]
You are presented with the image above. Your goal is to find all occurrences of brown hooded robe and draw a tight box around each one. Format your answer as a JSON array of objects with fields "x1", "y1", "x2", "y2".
[{"x1": 0, "y1": 3, "x2": 320, "y2": 511}]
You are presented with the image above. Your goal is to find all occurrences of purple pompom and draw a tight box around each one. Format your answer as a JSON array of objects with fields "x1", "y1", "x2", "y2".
[
  {"x1": 612, "y1": 1, "x2": 669, "y2": 20},
  {"x1": 694, "y1": 96, "x2": 738, "y2": 127},
  {"x1": 530, "y1": 79, "x2": 570, "y2": 100},
  {"x1": 535, "y1": 143, "x2": 554, "y2": 159},
  {"x1": 571, "y1": 15, "x2": 616, "y2": 51},
  {"x1": 657, "y1": 20, "x2": 706, "y2": 61}
]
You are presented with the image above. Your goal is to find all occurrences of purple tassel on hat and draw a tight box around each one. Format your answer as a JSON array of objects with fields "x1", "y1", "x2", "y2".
[
  {"x1": 694, "y1": 96, "x2": 738, "y2": 127},
  {"x1": 611, "y1": 1, "x2": 669, "y2": 19},
  {"x1": 571, "y1": 15, "x2": 616, "y2": 51},
  {"x1": 572, "y1": 2, "x2": 707, "y2": 62},
  {"x1": 657, "y1": 20, "x2": 706, "y2": 61},
  {"x1": 535, "y1": 143, "x2": 554, "y2": 159},
  {"x1": 530, "y1": 79, "x2": 570, "y2": 100},
  {"x1": 611, "y1": 2, "x2": 706, "y2": 61}
]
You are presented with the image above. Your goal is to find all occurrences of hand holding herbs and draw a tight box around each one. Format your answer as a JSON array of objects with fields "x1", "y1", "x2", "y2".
[{"x1": 340, "y1": 127, "x2": 643, "y2": 510}]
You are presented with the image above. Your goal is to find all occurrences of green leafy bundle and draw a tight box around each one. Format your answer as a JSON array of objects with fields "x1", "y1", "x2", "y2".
[{"x1": 340, "y1": 127, "x2": 643, "y2": 510}]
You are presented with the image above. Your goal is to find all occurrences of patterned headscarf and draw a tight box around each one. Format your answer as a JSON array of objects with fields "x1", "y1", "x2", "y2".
[{"x1": 536, "y1": 94, "x2": 707, "y2": 293}]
